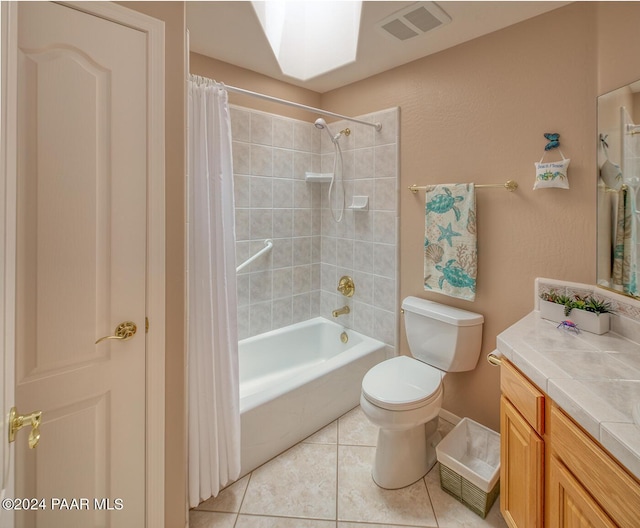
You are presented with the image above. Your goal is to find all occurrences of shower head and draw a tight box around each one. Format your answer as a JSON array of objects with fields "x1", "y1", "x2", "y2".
[{"x1": 314, "y1": 117, "x2": 337, "y2": 143}]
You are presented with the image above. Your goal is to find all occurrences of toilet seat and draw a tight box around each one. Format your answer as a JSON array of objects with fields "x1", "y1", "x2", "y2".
[{"x1": 362, "y1": 356, "x2": 443, "y2": 411}]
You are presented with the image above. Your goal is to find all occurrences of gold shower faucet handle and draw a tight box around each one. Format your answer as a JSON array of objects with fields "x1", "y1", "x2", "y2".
[{"x1": 337, "y1": 276, "x2": 355, "y2": 297}]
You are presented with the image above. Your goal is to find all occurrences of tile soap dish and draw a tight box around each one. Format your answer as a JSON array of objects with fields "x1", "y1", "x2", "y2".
[
  {"x1": 348, "y1": 195, "x2": 369, "y2": 211},
  {"x1": 304, "y1": 172, "x2": 333, "y2": 183}
]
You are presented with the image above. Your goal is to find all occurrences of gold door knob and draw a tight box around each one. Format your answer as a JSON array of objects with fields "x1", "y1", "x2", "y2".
[
  {"x1": 95, "y1": 321, "x2": 137, "y2": 345},
  {"x1": 9, "y1": 407, "x2": 42, "y2": 449}
]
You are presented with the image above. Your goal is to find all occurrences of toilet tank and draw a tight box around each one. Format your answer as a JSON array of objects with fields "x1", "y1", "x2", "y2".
[{"x1": 402, "y1": 297, "x2": 484, "y2": 372}]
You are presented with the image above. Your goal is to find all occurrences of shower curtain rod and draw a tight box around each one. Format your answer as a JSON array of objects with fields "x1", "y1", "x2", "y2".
[{"x1": 189, "y1": 74, "x2": 382, "y2": 131}]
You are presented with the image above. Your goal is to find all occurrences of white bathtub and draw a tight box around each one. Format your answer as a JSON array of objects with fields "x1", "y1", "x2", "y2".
[{"x1": 239, "y1": 316, "x2": 386, "y2": 476}]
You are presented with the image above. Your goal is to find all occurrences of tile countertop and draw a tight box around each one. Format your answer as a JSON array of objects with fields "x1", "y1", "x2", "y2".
[{"x1": 496, "y1": 311, "x2": 640, "y2": 481}]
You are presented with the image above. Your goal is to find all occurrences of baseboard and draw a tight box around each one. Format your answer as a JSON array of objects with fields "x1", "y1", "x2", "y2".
[{"x1": 439, "y1": 408, "x2": 461, "y2": 425}]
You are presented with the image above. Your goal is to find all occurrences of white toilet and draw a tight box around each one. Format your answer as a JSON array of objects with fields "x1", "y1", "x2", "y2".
[{"x1": 360, "y1": 296, "x2": 484, "y2": 489}]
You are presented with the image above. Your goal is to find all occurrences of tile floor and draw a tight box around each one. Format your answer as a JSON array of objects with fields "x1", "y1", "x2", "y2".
[{"x1": 191, "y1": 406, "x2": 508, "y2": 528}]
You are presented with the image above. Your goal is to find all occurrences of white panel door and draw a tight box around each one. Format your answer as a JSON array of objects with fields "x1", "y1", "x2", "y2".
[{"x1": 14, "y1": 2, "x2": 147, "y2": 526}]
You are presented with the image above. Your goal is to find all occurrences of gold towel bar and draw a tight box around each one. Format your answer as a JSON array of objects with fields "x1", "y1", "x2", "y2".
[{"x1": 408, "y1": 180, "x2": 518, "y2": 194}]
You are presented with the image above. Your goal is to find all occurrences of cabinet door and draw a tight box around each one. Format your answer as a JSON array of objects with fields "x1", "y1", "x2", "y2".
[
  {"x1": 500, "y1": 396, "x2": 544, "y2": 528},
  {"x1": 548, "y1": 455, "x2": 616, "y2": 528},
  {"x1": 550, "y1": 404, "x2": 640, "y2": 527}
]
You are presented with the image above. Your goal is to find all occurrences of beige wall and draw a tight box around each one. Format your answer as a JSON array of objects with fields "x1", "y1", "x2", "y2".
[
  {"x1": 119, "y1": 2, "x2": 187, "y2": 527},
  {"x1": 597, "y1": 2, "x2": 640, "y2": 94},
  {"x1": 190, "y1": 52, "x2": 322, "y2": 120},
  {"x1": 322, "y1": 2, "x2": 599, "y2": 431}
]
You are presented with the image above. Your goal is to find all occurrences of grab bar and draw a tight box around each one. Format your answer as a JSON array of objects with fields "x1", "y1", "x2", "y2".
[{"x1": 236, "y1": 239, "x2": 273, "y2": 272}]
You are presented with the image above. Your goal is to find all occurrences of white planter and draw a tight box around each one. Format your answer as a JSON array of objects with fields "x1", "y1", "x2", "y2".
[{"x1": 539, "y1": 300, "x2": 610, "y2": 335}]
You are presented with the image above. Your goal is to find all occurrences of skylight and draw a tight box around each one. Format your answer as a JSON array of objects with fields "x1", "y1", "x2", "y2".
[{"x1": 251, "y1": 1, "x2": 363, "y2": 81}]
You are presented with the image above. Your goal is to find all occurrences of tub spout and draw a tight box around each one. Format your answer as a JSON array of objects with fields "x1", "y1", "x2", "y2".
[{"x1": 332, "y1": 305, "x2": 350, "y2": 318}]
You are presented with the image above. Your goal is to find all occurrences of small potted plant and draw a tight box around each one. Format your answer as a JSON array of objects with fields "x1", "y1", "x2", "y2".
[{"x1": 539, "y1": 291, "x2": 614, "y2": 335}]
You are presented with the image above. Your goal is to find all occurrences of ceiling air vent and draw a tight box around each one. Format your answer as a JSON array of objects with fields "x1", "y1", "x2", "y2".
[{"x1": 376, "y1": 2, "x2": 451, "y2": 41}]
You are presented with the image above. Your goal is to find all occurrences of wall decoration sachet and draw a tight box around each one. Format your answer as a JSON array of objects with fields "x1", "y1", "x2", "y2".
[
  {"x1": 534, "y1": 132, "x2": 570, "y2": 189},
  {"x1": 424, "y1": 183, "x2": 477, "y2": 301}
]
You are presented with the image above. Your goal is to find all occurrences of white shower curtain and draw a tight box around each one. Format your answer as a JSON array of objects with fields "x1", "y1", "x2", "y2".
[{"x1": 187, "y1": 77, "x2": 240, "y2": 507}]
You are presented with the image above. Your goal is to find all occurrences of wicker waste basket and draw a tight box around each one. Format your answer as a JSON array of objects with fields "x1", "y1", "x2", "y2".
[{"x1": 435, "y1": 417, "x2": 501, "y2": 518}]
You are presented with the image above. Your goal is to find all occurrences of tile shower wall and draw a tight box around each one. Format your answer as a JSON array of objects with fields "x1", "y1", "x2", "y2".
[
  {"x1": 318, "y1": 109, "x2": 399, "y2": 354},
  {"x1": 231, "y1": 106, "x2": 399, "y2": 354}
]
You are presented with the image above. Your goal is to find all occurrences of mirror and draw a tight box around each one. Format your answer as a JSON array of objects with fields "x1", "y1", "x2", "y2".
[{"x1": 597, "y1": 80, "x2": 640, "y2": 299}]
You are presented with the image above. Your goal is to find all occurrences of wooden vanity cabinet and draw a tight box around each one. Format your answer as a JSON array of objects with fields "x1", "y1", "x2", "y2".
[
  {"x1": 499, "y1": 358, "x2": 640, "y2": 528},
  {"x1": 547, "y1": 443, "x2": 615, "y2": 528},
  {"x1": 500, "y1": 359, "x2": 545, "y2": 528},
  {"x1": 548, "y1": 404, "x2": 640, "y2": 528}
]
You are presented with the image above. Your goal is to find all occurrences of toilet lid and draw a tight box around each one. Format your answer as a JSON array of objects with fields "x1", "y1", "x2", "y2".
[{"x1": 362, "y1": 356, "x2": 443, "y2": 411}]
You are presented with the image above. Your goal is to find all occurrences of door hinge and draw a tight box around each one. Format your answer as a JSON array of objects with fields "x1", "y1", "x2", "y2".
[{"x1": 145, "y1": 317, "x2": 149, "y2": 333}]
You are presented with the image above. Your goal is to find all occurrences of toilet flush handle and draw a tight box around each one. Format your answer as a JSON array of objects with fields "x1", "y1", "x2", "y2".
[{"x1": 486, "y1": 353, "x2": 502, "y2": 367}]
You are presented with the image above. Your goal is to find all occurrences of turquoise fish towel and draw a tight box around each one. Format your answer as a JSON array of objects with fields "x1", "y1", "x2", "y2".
[{"x1": 424, "y1": 183, "x2": 477, "y2": 301}]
